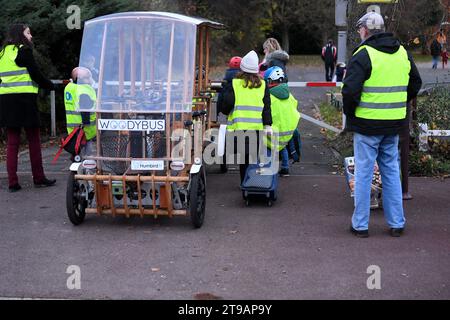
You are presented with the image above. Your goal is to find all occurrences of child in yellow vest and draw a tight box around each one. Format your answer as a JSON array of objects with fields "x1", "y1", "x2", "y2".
[
  {"x1": 64, "y1": 67, "x2": 97, "y2": 157},
  {"x1": 264, "y1": 66, "x2": 300, "y2": 176}
]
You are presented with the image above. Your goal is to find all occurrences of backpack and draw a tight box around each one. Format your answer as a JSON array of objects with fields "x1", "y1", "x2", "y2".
[
  {"x1": 52, "y1": 126, "x2": 87, "y2": 163},
  {"x1": 324, "y1": 45, "x2": 335, "y2": 64}
]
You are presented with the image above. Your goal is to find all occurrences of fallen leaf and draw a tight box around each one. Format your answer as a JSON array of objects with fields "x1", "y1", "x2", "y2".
[
  {"x1": 194, "y1": 292, "x2": 222, "y2": 300},
  {"x1": 229, "y1": 230, "x2": 237, "y2": 234},
  {"x1": 151, "y1": 268, "x2": 160, "y2": 272}
]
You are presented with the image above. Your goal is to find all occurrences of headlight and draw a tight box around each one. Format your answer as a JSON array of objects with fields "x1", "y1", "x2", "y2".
[
  {"x1": 82, "y1": 160, "x2": 97, "y2": 170},
  {"x1": 170, "y1": 161, "x2": 185, "y2": 171}
]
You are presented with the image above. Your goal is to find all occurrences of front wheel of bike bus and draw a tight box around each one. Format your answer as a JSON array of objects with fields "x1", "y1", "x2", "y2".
[
  {"x1": 188, "y1": 168, "x2": 206, "y2": 229},
  {"x1": 66, "y1": 172, "x2": 87, "y2": 226}
]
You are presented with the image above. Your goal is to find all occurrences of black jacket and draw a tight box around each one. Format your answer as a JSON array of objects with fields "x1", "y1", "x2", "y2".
[
  {"x1": 218, "y1": 79, "x2": 272, "y2": 127},
  {"x1": 0, "y1": 46, "x2": 54, "y2": 128},
  {"x1": 216, "y1": 68, "x2": 240, "y2": 114},
  {"x1": 342, "y1": 33, "x2": 422, "y2": 136},
  {"x1": 430, "y1": 39, "x2": 441, "y2": 57}
]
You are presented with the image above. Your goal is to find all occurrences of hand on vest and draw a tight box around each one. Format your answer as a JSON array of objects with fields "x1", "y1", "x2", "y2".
[{"x1": 264, "y1": 125, "x2": 273, "y2": 136}]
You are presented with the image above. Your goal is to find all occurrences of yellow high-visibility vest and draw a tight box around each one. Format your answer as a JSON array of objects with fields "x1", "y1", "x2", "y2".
[
  {"x1": 227, "y1": 79, "x2": 265, "y2": 131},
  {"x1": 0, "y1": 45, "x2": 38, "y2": 95},
  {"x1": 64, "y1": 82, "x2": 97, "y2": 141},
  {"x1": 265, "y1": 93, "x2": 300, "y2": 151},
  {"x1": 352, "y1": 45, "x2": 410, "y2": 120}
]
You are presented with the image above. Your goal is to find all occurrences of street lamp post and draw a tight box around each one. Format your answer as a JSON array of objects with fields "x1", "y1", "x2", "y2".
[{"x1": 335, "y1": 0, "x2": 349, "y2": 63}]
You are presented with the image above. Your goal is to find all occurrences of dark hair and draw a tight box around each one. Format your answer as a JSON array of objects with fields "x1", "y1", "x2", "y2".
[
  {"x1": 236, "y1": 71, "x2": 262, "y2": 89},
  {"x1": 1, "y1": 24, "x2": 32, "y2": 51}
]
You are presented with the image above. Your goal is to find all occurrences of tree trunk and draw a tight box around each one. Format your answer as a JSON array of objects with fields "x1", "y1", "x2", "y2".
[{"x1": 282, "y1": 24, "x2": 290, "y2": 53}]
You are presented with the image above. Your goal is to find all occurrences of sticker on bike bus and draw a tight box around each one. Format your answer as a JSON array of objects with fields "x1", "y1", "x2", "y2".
[{"x1": 97, "y1": 119, "x2": 165, "y2": 131}]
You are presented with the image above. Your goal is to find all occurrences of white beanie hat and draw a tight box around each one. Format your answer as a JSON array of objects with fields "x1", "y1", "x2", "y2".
[{"x1": 240, "y1": 50, "x2": 259, "y2": 74}]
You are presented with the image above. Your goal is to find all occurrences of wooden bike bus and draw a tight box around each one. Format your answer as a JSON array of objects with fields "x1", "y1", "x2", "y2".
[{"x1": 67, "y1": 12, "x2": 224, "y2": 228}]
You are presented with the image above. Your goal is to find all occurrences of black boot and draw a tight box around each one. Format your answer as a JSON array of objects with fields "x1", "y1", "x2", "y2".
[
  {"x1": 8, "y1": 184, "x2": 22, "y2": 193},
  {"x1": 34, "y1": 178, "x2": 56, "y2": 188}
]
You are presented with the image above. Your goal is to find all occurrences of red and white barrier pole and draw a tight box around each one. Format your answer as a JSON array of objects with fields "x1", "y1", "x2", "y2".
[
  {"x1": 287, "y1": 81, "x2": 344, "y2": 133},
  {"x1": 288, "y1": 82, "x2": 343, "y2": 88}
]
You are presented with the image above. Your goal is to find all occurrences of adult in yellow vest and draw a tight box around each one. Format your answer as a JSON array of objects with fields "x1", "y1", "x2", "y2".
[
  {"x1": 263, "y1": 66, "x2": 300, "y2": 176},
  {"x1": 342, "y1": 12, "x2": 422, "y2": 238},
  {"x1": 64, "y1": 67, "x2": 97, "y2": 156},
  {"x1": 219, "y1": 50, "x2": 272, "y2": 183},
  {"x1": 0, "y1": 24, "x2": 55, "y2": 192}
]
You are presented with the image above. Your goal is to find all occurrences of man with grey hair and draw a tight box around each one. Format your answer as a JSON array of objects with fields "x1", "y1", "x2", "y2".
[{"x1": 342, "y1": 11, "x2": 422, "y2": 238}]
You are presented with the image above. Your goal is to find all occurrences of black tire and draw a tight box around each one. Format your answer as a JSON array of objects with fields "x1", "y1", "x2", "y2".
[
  {"x1": 66, "y1": 172, "x2": 86, "y2": 225},
  {"x1": 189, "y1": 168, "x2": 206, "y2": 228}
]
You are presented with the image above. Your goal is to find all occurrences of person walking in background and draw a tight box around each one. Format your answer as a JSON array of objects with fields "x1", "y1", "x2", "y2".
[
  {"x1": 321, "y1": 39, "x2": 337, "y2": 81},
  {"x1": 441, "y1": 46, "x2": 448, "y2": 69},
  {"x1": 260, "y1": 38, "x2": 289, "y2": 82},
  {"x1": 0, "y1": 24, "x2": 56, "y2": 192},
  {"x1": 430, "y1": 35, "x2": 441, "y2": 69},
  {"x1": 220, "y1": 50, "x2": 272, "y2": 184},
  {"x1": 342, "y1": 12, "x2": 422, "y2": 238},
  {"x1": 437, "y1": 28, "x2": 447, "y2": 49}
]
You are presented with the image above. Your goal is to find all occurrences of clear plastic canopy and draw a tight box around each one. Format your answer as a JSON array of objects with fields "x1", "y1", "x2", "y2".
[{"x1": 77, "y1": 12, "x2": 200, "y2": 113}]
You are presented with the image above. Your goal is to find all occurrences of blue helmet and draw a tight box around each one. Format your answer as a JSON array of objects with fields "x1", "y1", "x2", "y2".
[{"x1": 264, "y1": 66, "x2": 285, "y2": 82}]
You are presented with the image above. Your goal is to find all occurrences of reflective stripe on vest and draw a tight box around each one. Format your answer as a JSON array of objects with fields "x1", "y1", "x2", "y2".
[
  {"x1": 227, "y1": 79, "x2": 265, "y2": 131},
  {"x1": 0, "y1": 45, "x2": 39, "y2": 94},
  {"x1": 353, "y1": 45, "x2": 410, "y2": 120},
  {"x1": 64, "y1": 82, "x2": 97, "y2": 140},
  {"x1": 263, "y1": 93, "x2": 300, "y2": 151}
]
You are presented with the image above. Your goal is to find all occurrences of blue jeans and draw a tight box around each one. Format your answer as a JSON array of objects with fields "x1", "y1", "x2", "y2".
[
  {"x1": 432, "y1": 56, "x2": 439, "y2": 69},
  {"x1": 280, "y1": 138, "x2": 296, "y2": 169},
  {"x1": 280, "y1": 147, "x2": 289, "y2": 169},
  {"x1": 352, "y1": 133, "x2": 405, "y2": 231}
]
